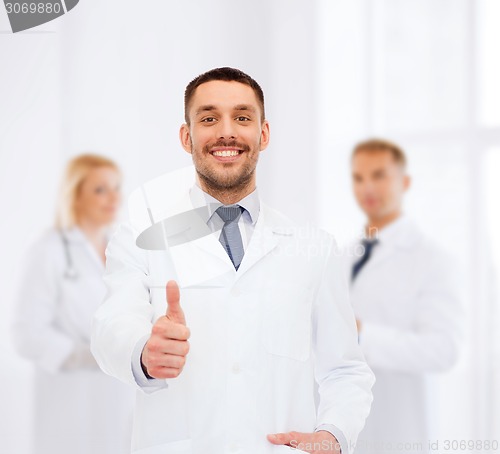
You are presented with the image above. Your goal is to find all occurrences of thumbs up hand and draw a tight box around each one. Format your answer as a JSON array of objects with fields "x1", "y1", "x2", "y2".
[{"x1": 141, "y1": 280, "x2": 190, "y2": 379}]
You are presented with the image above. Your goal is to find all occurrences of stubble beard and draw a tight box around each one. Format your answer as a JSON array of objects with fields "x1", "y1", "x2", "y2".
[{"x1": 191, "y1": 139, "x2": 259, "y2": 194}]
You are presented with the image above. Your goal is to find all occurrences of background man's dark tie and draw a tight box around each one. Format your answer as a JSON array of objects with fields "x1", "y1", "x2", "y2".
[{"x1": 351, "y1": 239, "x2": 379, "y2": 281}]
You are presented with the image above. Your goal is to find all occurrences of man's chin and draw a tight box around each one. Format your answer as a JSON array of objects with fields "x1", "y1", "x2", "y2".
[
  {"x1": 209, "y1": 179, "x2": 245, "y2": 191},
  {"x1": 201, "y1": 171, "x2": 252, "y2": 191},
  {"x1": 362, "y1": 204, "x2": 381, "y2": 216}
]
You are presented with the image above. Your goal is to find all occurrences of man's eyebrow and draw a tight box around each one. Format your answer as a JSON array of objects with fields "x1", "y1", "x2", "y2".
[
  {"x1": 234, "y1": 104, "x2": 256, "y2": 112},
  {"x1": 195, "y1": 105, "x2": 218, "y2": 115}
]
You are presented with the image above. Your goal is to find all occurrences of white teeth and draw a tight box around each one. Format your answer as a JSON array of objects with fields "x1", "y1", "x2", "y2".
[{"x1": 213, "y1": 150, "x2": 239, "y2": 157}]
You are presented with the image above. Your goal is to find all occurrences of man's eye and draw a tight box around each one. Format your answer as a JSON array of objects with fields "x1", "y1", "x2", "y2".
[
  {"x1": 236, "y1": 116, "x2": 250, "y2": 122},
  {"x1": 201, "y1": 117, "x2": 216, "y2": 123}
]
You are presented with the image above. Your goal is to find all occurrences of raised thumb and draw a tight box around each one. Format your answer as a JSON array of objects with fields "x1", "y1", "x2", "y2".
[{"x1": 165, "y1": 280, "x2": 185, "y2": 325}]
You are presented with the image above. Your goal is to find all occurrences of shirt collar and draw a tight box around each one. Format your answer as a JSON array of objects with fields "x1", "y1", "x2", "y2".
[
  {"x1": 60, "y1": 225, "x2": 112, "y2": 244},
  {"x1": 60, "y1": 225, "x2": 86, "y2": 243},
  {"x1": 189, "y1": 182, "x2": 260, "y2": 225},
  {"x1": 371, "y1": 214, "x2": 411, "y2": 244}
]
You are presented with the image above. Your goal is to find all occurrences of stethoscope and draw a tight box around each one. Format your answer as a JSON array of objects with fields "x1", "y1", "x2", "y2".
[{"x1": 59, "y1": 230, "x2": 79, "y2": 280}]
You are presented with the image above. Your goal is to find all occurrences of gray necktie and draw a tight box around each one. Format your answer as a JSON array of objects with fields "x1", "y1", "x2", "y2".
[{"x1": 216, "y1": 205, "x2": 244, "y2": 270}]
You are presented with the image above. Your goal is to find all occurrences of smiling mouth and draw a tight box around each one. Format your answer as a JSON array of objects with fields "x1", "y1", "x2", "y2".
[{"x1": 210, "y1": 148, "x2": 243, "y2": 157}]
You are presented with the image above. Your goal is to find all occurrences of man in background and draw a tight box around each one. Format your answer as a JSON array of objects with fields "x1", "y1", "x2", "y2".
[{"x1": 348, "y1": 139, "x2": 464, "y2": 454}]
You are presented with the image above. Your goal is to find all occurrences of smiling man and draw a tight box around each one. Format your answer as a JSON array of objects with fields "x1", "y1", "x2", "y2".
[{"x1": 91, "y1": 67, "x2": 375, "y2": 454}]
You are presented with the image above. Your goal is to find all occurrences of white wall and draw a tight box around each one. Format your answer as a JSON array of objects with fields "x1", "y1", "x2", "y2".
[{"x1": 0, "y1": 7, "x2": 63, "y2": 452}]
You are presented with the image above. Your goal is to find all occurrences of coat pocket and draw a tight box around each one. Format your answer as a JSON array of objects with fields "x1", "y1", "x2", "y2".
[
  {"x1": 263, "y1": 284, "x2": 313, "y2": 361},
  {"x1": 134, "y1": 438, "x2": 192, "y2": 454}
]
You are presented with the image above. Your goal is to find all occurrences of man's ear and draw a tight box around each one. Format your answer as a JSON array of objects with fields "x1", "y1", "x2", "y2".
[
  {"x1": 259, "y1": 120, "x2": 270, "y2": 152},
  {"x1": 403, "y1": 174, "x2": 411, "y2": 192},
  {"x1": 179, "y1": 124, "x2": 192, "y2": 154}
]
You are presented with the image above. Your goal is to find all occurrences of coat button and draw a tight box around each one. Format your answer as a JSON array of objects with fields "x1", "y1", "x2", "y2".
[
  {"x1": 231, "y1": 288, "x2": 241, "y2": 297},
  {"x1": 232, "y1": 363, "x2": 241, "y2": 374}
]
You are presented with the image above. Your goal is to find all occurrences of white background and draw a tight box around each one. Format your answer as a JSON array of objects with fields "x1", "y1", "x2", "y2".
[{"x1": 1, "y1": 0, "x2": 499, "y2": 452}]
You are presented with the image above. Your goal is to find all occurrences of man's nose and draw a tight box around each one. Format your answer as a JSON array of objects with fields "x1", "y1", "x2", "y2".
[
  {"x1": 355, "y1": 180, "x2": 371, "y2": 196},
  {"x1": 216, "y1": 118, "x2": 237, "y2": 139},
  {"x1": 356, "y1": 178, "x2": 372, "y2": 189}
]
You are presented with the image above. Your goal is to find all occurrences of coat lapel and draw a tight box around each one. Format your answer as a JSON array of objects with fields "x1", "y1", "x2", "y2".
[
  {"x1": 363, "y1": 241, "x2": 395, "y2": 270},
  {"x1": 357, "y1": 217, "x2": 420, "y2": 271},
  {"x1": 65, "y1": 227, "x2": 106, "y2": 273},
  {"x1": 167, "y1": 192, "x2": 234, "y2": 287},
  {"x1": 234, "y1": 203, "x2": 280, "y2": 281}
]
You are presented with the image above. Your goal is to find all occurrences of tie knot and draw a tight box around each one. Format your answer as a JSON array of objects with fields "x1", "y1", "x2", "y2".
[{"x1": 216, "y1": 205, "x2": 243, "y2": 223}]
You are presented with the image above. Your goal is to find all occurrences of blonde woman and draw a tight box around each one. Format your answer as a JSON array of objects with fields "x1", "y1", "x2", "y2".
[{"x1": 12, "y1": 154, "x2": 134, "y2": 454}]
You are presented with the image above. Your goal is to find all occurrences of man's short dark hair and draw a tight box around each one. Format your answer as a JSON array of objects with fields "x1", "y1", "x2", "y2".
[
  {"x1": 352, "y1": 138, "x2": 408, "y2": 169},
  {"x1": 184, "y1": 67, "x2": 265, "y2": 124}
]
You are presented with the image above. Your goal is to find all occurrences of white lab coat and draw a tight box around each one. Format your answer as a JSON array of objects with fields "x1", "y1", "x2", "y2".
[
  {"x1": 347, "y1": 216, "x2": 464, "y2": 454},
  {"x1": 91, "y1": 169, "x2": 375, "y2": 454},
  {"x1": 12, "y1": 227, "x2": 135, "y2": 454}
]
